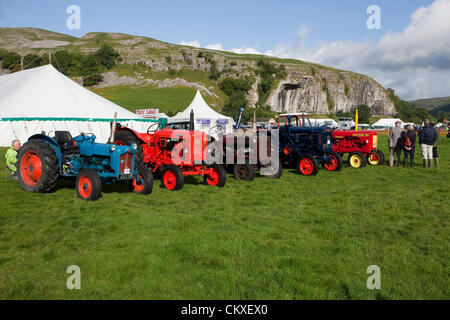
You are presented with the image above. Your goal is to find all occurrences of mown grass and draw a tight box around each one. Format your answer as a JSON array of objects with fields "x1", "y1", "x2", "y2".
[
  {"x1": 92, "y1": 86, "x2": 199, "y2": 115},
  {"x1": 0, "y1": 136, "x2": 448, "y2": 299}
]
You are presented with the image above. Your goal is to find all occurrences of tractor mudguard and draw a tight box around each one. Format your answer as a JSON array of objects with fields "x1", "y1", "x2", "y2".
[
  {"x1": 116, "y1": 127, "x2": 150, "y2": 144},
  {"x1": 28, "y1": 134, "x2": 63, "y2": 170}
]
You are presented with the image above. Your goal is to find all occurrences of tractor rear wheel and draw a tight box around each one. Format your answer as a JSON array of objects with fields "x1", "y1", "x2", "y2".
[
  {"x1": 264, "y1": 160, "x2": 283, "y2": 179},
  {"x1": 17, "y1": 140, "x2": 59, "y2": 193},
  {"x1": 76, "y1": 169, "x2": 102, "y2": 201},
  {"x1": 161, "y1": 165, "x2": 184, "y2": 191},
  {"x1": 233, "y1": 164, "x2": 255, "y2": 181},
  {"x1": 296, "y1": 155, "x2": 319, "y2": 176},
  {"x1": 322, "y1": 151, "x2": 343, "y2": 172},
  {"x1": 129, "y1": 165, "x2": 153, "y2": 195},
  {"x1": 204, "y1": 164, "x2": 227, "y2": 187},
  {"x1": 114, "y1": 130, "x2": 144, "y2": 166},
  {"x1": 348, "y1": 151, "x2": 367, "y2": 168}
]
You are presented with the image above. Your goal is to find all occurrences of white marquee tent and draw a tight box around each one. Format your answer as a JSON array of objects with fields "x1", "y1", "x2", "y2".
[
  {"x1": 372, "y1": 118, "x2": 405, "y2": 129},
  {"x1": 169, "y1": 90, "x2": 233, "y2": 137},
  {"x1": 0, "y1": 65, "x2": 159, "y2": 146}
]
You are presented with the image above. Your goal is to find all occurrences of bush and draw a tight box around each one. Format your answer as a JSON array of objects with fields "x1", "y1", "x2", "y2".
[
  {"x1": 94, "y1": 44, "x2": 120, "y2": 69},
  {"x1": 356, "y1": 105, "x2": 371, "y2": 123},
  {"x1": 23, "y1": 54, "x2": 42, "y2": 69},
  {"x1": 82, "y1": 74, "x2": 103, "y2": 87},
  {"x1": 387, "y1": 88, "x2": 432, "y2": 123},
  {"x1": 219, "y1": 77, "x2": 252, "y2": 96},
  {"x1": 2, "y1": 51, "x2": 21, "y2": 70}
]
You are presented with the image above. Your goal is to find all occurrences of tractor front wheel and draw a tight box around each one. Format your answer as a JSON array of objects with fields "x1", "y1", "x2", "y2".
[
  {"x1": 161, "y1": 165, "x2": 184, "y2": 191},
  {"x1": 367, "y1": 150, "x2": 385, "y2": 166},
  {"x1": 76, "y1": 169, "x2": 102, "y2": 201},
  {"x1": 296, "y1": 155, "x2": 319, "y2": 176},
  {"x1": 233, "y1": 164, "x2": 255, "y2": 181},
  {"x1": 17, "y1": 140, "x2": 59, "y2": 193},
  {"x1": 129, "y1": 165, "x2": 153, "y2": 195},
  {"x1": 322, "y1": 151, "x2": 343, "y2": 172},
  {"x1": 348, "y1": 151, "x2": 367, "y2": 168},
  {"x1": 204, "y1": 164, "x2": 226, "y2": 187}
]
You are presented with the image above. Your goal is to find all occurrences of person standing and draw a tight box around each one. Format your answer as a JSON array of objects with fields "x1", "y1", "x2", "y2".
[
  {"x1": 400, "y1": 125, "x2": 417, "y2": 168},
  {"x1": 388, "y1": 121, "x2": 404, "y2": 167},
  {"x1": 5, "y1": 140, "x2": 21, "y2": 179},
  {"x1": 431, "y1": 123, "x2": 440, "y2": 167},
  {"x1": 419, "y1": 119, "x2": 437, "y2": 168}
]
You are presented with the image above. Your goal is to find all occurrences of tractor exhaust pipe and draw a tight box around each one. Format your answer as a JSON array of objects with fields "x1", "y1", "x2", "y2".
[
  {"x1": 108, "y1": 112, "x2": 117, "y2": 143},
  {"x1": 190, "y1": 109, "x2": 195, "y2": 131}
]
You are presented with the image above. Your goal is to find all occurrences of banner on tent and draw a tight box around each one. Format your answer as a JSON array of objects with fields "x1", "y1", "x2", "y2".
[{"x1": 136, "y1": 109, "x2": 159, "y2": 119}]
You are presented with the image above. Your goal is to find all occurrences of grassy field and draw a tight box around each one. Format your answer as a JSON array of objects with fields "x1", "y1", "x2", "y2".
[
  {"x1": 93, "y1": 86, "x2": 199, "y2": 115},
  {"x1": 0, "y1": 136, "x2": 448, "y2": 299}
]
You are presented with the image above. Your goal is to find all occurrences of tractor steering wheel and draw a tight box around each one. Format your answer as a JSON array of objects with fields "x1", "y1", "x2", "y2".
[{"x1": 147, "y1": 122, "x2": 160, "y2": 134}]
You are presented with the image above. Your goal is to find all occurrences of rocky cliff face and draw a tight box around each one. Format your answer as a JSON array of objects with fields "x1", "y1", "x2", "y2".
[
  {"x1": 0, "y1": 28, "x2": 396, "y2": 116},
  {"x1": 267, "y1": 73, "x2": 395, "y2": 116}
]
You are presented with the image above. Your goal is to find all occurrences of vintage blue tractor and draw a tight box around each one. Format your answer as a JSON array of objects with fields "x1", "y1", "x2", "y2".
[
  {"x1": 17, "y1": 131, "x2": 153, "y2": 201},
  {"x1": 277, "y1": 114, "x2": 343, "y2": 175}
]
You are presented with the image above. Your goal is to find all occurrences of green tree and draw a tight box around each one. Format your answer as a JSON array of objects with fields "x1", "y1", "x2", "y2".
[
  {"x1": 23, "y1": 54, "x2": 42, "y2": 69},
  {"x1": 2, "y1": 51, "x2": 21, "y2": 70},
  {"x1": 356, "y1": 105, "x2": 371, "y2": 123},
  {"x1": 94, "y1": 45, "x2": 120, "y2": 69}
]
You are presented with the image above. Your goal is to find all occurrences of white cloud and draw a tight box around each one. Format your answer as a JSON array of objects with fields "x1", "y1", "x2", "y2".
[
  {"x1": 180, "y1": 40, "x2": 201, "y2": 48},
  {"x1": 205, "y1": 43, "x2": 224, "y2": 51},
  {"x1": 231, "y1": 47, "x2": 261, "y2": 55},
  {"x1": 263, "y1": 0, "x2": 450, "y2": 100}
]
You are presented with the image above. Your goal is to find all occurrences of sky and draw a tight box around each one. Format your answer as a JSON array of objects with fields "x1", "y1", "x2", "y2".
[{"x1": 1, "y1": 0, "x2": 448, "y2": 100}]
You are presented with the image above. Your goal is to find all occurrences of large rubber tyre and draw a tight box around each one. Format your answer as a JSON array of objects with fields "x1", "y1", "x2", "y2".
[
  {"x1": 322, "y1": 151, "x2": 343, "y2": 172},
  {"x1": 161, "y1": 165, "x2": 184, "y2": 191},
  {"x1": 76, "y1": 169, "x2": 102, "y2": 201},
  {"x1": 204, "y1": 164, "x2": 227, "y2": 187},
  {"x1": 129, "y1": 165, "x2": 153, "y2": 195},
  {"x1": 367, "y1": 150, "x2": 383, "y2": 166},
  {"x1": 17, "y1": 140, "x2": 59, "y2": 193},
  {"x1": 233, "y1": 164, "x2": 255, "y2": 181},
  {"x1": 348, "y1": 151, "x2": 367, "y2": 168},
  {"x1": 114, "y1": 130, "x2": 144, "y2": 166},
  {"x1": 263, "y1": 160, "x2": 283, "y2": 179},
  {"x1": 296, "y1": 155, "x2": 319, "y2": 176}
]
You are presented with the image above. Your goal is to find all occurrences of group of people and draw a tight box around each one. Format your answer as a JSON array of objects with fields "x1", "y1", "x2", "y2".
[{"x1": 388, "y1": 119, "x2": 440, "y2": 168}]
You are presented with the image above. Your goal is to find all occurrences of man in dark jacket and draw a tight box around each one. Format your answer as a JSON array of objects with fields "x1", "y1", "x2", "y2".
[
  {"x1": 401, "y1": 125, "x2": 417, "y2": 168},
  {"x1": 419, "y1": 119, "x2": 437, "y2": 168}
]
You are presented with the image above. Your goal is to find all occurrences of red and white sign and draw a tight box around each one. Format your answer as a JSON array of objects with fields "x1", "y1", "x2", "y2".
[{"x1": 136, "y1": 109, "x2": 159, "y2": 119}]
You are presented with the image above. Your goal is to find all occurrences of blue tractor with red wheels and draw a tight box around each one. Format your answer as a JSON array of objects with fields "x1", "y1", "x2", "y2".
[
  {"x1": 16, "y1": 131, "x2": 153, "y2": 201},
  {"x1": 277, "y1": 114, "x2": 343, "y2": 175}
]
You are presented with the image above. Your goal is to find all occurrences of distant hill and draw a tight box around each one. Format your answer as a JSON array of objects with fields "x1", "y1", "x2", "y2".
[
  {"x1": 409, "y1": 96, "x2": 450, "y2": 115},
  {"x1": 0, "y1": 27, "x2": 395, "y2": 117}
]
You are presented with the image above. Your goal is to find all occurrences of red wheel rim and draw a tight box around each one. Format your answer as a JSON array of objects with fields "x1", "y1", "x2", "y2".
[
  {"x1": 163, "y1": 170, "x2": 177, "y2": 190},
  {"x1": 132, "y1": 173, "x2": 145, "y2": 192},
  {"x1": 114, "y1": 140, "x2": 126, "y2": 146},
  {"x1": 206, "y1": 168, "x2": 220, "y2": 186},
  {"x1": 324, "y1": 155, "x2": 338, "y2": 171},
  {"x1": 20, "y1": 151, "x2": 42, "y2": 186},
  {"x1": 78, "y1": 176, "x2": 92, "y2": 198},
  {"x1": 299, "y1": 158, "x2": 314, "y2": 175}
]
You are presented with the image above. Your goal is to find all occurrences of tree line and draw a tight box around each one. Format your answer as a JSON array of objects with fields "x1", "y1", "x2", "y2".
[{"x1": 0, "y1": 45, "x2": 121, "y2": 87}]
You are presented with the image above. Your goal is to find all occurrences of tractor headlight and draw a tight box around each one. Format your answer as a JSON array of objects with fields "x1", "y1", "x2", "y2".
[
  {"x1": 132, "y1": 143, "x2": 138, "y2": 150},
  {"x1": 110, "y1": 145, "x2": 116, "y2": 152}
]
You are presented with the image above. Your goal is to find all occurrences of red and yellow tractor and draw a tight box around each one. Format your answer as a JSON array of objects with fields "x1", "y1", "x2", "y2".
[
  {"x1": 113, "y1": 112, "x2": 226, "y2": 191},
  {"x1": 332, "y1": 130, "x2": 384, "y2": 168}
]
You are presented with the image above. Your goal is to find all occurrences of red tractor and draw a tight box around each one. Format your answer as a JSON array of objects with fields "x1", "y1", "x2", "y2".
[
  {"x1": 332, "y1": 130, "x2": 384, "y2": 168},
  {"x1": 113, "y1": 112, "x2": 226, "y2": 191}
]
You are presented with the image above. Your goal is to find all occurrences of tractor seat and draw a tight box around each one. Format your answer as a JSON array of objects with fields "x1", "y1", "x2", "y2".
[{"x1": 54, "y1": 131, "x2": 79, "y2": 153}]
